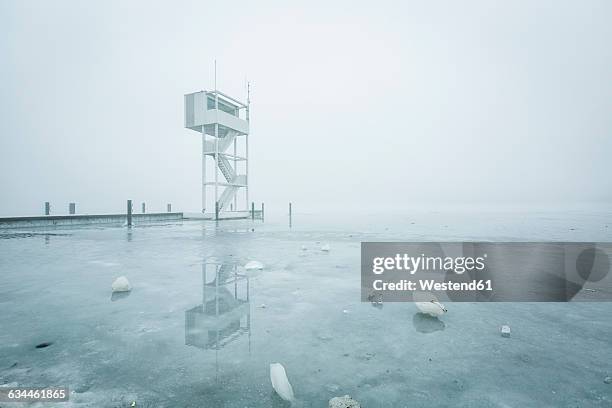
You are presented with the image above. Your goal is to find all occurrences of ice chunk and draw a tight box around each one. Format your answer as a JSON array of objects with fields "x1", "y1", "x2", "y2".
[
  {"x1": 244, "y1": 261, "x2": 264, "y2": 270},
  {"x1": 414, "y1": 292, "x2": 447, "y2": 317},
  {"x1": 321, "y1": 244, "x2": 331, "y2": 252},
  {"x1": 415, "y1": 300, "x2": 447, "y2": 317},
  {"x1": 111, "y1": 276, "x2": 131, "y2": 293},
  {"x1": 270, "y1": 363, "x2": 294, "y2": 401},
  {"x1": 501, "y1": 325, "x2": 511, "y2": 338},
  {"x1": 301, "y1": 245, "x2": 307, "y2": 251},
  {"x1": 604, "y1": 376, "x2": 612, "y2": 384},
  {"x1": 329, "y1": 395, "x2": 361, "y2": 408}
]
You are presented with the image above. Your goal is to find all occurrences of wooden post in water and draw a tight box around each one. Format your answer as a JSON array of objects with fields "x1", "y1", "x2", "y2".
[
  {"x1": 167, "y1": 203, "x2": 172, "y2": 213},
  {"x1": 289, "y1": 202, "x2": 292, "y2": 227},
  {"x1": 44, "y1": 202, "x2": 50, "y2": 215},
  {"x1": 261, "y1": 202, "x2": 264, "y2": 221},
  {"x1": 251, "y1": 202, "x2": 255, "y2": 220},
  {"x1": 142, "y1": 202, "x2": 146, "y2": 213},
  {"x1": 127, "y1": 200, "x2": 133, "y2": 227},
  {"x1": 215, "y1": 201, "x2": 219, "y2": 220},
  {"x1": 69, "y1": 203, "x2": 76, "y2": 215}
]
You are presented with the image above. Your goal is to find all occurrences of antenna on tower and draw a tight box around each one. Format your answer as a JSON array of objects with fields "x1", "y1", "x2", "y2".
[
  {"x1": 214, "y1": 59, "x2": 217, "y2": 91},
  {"x1": 246, "y1": 80, "x2": 251, "y2": 123}
]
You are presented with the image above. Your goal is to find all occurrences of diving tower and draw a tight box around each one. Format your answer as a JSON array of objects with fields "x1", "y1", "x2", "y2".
[{"x1": 184, "y1": 87, "x2": 250, "y2": 219}]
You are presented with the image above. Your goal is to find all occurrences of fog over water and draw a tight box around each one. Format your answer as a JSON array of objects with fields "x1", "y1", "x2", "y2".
[{"x1": 1, "y1": 0, "x2": 611, "y2": 216}]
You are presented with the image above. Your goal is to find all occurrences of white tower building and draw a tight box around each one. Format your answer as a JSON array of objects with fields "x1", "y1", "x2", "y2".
[{"x1": 184, "y1": 87, "x2": 250, "y2": 219}]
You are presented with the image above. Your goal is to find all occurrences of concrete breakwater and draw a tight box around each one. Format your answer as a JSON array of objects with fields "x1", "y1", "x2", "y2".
[{"x1": 0, "y1": 213, "x2": 183, "y2": 229}]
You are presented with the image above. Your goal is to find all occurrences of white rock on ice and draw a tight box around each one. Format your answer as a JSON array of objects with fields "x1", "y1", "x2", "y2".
[
  {"x1": 415, "y1": 300, "x2": 447, "y2": 317},
  {"x1": 270, "y1": 363, "x2": 295, "y2": 401},
  {"x1": 501, "y1": 325, "x2": 511, "y2": 338},
  {"x1": 111, "y1": 276, "x2": 131, "y2": 293},
  {"x1": 321, "y1": 244, "x2": 331, "y2": 252},
  {"x1": 244, "y1": 261, "x2": 264, "y2": 270},
  {"x1": 329, "y1": 395, "x2": 361, "y2": 408}
]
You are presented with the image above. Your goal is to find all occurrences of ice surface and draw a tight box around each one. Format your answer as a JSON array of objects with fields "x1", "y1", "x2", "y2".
[{"x1": 0, "y1": 210, "x2": 611, "y2": 407}]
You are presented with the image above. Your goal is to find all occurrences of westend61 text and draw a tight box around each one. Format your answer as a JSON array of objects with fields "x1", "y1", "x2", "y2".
[{"x1": 372, "y1": 279, "x2": 493, "y2": 292}]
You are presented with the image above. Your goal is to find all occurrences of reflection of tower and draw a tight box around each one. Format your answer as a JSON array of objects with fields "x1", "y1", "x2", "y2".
[{"x1": 185, "y1": 260, "x2": 251, "y2": 351}]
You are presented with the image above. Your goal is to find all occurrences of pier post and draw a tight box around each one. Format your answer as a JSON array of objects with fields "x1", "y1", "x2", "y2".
[
  {"x1": 251, "y1": 202, "x2": 255, "y2": 220},
  {"x1": 142, "y1": 202, "x2": 146, "y2": 213},
  {"x1": 289, "y1": 202, "x2": 292, "y2": 217},
  {"x1": 215, "y1": 201, "x2": 219, "y2": 220},
  {"x1": 167, "y1": 203, "x2": 172, "y2": 213},
  {"x1": 127, "y1": 200, "x2": 133, "y2": 227},
  {"x1": 261, "y1": 202, "x2": 264, "y2": 221},
  {"x1": 44, "y1": 202, "x2": 50, "y2": 215},
  {"x1": 69, "y1": 203, "x2": 76, "y2": 215}
]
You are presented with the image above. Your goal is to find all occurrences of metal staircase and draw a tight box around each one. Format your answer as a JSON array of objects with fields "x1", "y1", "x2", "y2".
[
  {"x1": 208, "y1": 130, "x2": 244, "y2": 211},
  {"x1": 218, "y1": 184, "x2": 238, "y2": 210},
  {"x1": 218, "y1": 130, "x2": 237, "y2": 152},
  {"x1": 218, "y1": 155, "x2": 236, "y2": 182}
]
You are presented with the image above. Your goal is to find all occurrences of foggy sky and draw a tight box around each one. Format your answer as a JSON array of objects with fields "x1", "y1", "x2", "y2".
[{"x1": 1, "y1": 0, "x2": 611, "y2": 216}]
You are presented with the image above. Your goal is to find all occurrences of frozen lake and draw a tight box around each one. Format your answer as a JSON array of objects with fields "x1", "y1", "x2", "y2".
[{"x1": 1, "y1": 210, "x2": 611, "y2": 407}]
